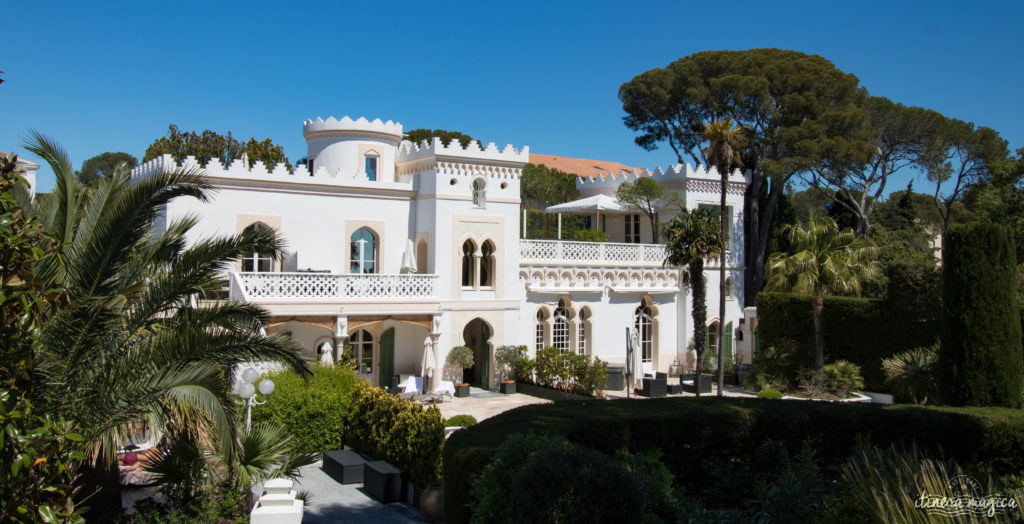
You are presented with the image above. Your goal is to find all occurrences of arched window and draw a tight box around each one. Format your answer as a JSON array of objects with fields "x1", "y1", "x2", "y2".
[
  {"x1": 535, "y1": 309, "x2": 547, "y2": 351},
  {"x1": 461, "y1": 240, "x2": 476, "y2": 287},
  {"x1": 351, "y1": 329, "x2": 373, "y2": 375},
  {"x1": 634, "y1": 304, "x2": 654, "y2": 365},
  {"x1": 707, "y1": 320, "x2": 720, "y2": 362},
  {"x1": 480, "y1": 240, "x2": 495, "y2": 288},
  {"x1": 350, "y1": 228, "x2": 377, "y2": 274},
  {"x1": 577, "y1": 308, "x2": 589, "y2": 355},
  {"x1": 472, "y1": 178, "x2": 486, "y2": 207},
  {"x1": 553, "y1": 300, "x2": 570, "y2": 353},
  {"x1": 241, "y1": 223, "x2": 273, "y2": 272}
]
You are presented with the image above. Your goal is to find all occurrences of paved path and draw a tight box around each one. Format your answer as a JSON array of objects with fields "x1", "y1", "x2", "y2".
[
  {"x1": 253, "y1": 462, "x2": 423, "y2": 524},
  {"x1": 434, "y1": 387, "x2": 550, "y2": 422}
]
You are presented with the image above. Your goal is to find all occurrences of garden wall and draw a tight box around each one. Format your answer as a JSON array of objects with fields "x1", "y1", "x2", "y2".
[
  {"x1": 442, "y1": 397, "x2": 1024, "y2": 523},
  {"x1": 756, "y1": 292, "x2": 937, "y2": 390}
]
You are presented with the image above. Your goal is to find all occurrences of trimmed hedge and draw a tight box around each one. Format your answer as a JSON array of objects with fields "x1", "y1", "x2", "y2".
[
  {"x1": 442, "y1": 398, "x2": 1024, "y2": 523},
  {"x1": 756, "y1": 292, "x2": 936, "y2": 390},
  {"x1": 940, "y1": 223, "x2": 1023, "y2": 408},
  {"x1": 251, "y1": 364, "x2": 360, "y2": 454},
  {"x1": 343, "y1": 383, "x2": 445, "y2": 486}
]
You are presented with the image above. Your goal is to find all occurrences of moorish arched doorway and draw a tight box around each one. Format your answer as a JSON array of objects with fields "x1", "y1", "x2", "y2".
[{"x1": 463, "y1": 318, "x2": 492, "y2": 388}]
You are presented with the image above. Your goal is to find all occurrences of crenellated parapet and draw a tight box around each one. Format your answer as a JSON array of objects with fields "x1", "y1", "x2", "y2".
[
  {"x1": 397, "y1": 137, "x2": 529, "y2": 165},
  {"x1": 129, "y1": 154, "x2": 413, "y2": 192},
  {"x1": 577, "y1": 163, "x2": 749, "y2": 196},
  {"x1": 302, "y1": 116, "x2": 403, "y2": 140}
]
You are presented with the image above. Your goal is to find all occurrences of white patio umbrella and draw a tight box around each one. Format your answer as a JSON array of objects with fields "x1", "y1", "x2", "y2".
[
  {"x1": 400, "y1": 239, "x2": 417, "y2": 274},
  {"x1": 631, "y1": 330, "x2": 644, "y2": 392},
  {"x1": 421, "y1": 336, "x2": 436, "y2": 393}
]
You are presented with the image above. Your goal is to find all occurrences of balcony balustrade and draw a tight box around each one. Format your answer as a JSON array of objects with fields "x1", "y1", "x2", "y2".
[{"x1": 230, "y1": 272, "x2": 438, "y2": 302}]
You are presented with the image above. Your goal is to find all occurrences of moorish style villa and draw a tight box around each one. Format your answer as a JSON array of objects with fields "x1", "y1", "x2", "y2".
[{"x1": 130, "y1": 116, "x2": 756, "y2": 393}]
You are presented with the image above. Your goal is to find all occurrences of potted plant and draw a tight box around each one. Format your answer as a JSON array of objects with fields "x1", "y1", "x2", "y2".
[
  {"x1": 723, "y1": 353, "x2": 743, "y2": 386},
  {"x1": 495, "y1": 345, "x2": 525, "y2": 394},
  {"x1": 446, "y1": 346, "x2": 474, "y2": 397}
]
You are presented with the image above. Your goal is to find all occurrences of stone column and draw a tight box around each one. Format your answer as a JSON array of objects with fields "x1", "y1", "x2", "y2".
[
  {"x1": 472, "y1": 254, "x2": 482, "y2": 289},
  {"x1": 334, "y1": 315, "x2": 348, "y2": 363},
  {"x1": 431, "y1": 314, "x2": 443, "y2": 392}
]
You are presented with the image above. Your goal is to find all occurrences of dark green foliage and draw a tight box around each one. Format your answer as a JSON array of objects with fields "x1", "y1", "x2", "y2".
[
  {"x1": 143, "y1": 124, "x2": 292, "y2": 170},
  {"x1": 940, "y1": 223, "x2": 1024, "y2": 407},
  {"x1": 404, "y1": 128, "x2": 476, "y2": 148},
  {"x1": 882, "y1": 344, "x2": 940, "y2": 404},
  {"x1": 75, "y1": 151, "x2": 137, "y2": 186},
  {"x1": 445, "y1": 414, "x2": 477, "y2": 427},
  {"x1": 123, "y1": 490, "x2": 247, "y2": 523},
  {"x1": 443, "y1": 397, "x2": 1024, "y2": 523},
  {"x1": 744, "y1": 340, "x2": 797, "y2": 392},
  {"x1": 250, "y1": 364, "x2": 361, "y2": 454},
  {"x1": 343, "y1": 383, "x2": 444, "y2": 486},
  {"x1": 520, "y1": 163, "x2": 579, "y2": 209},
  {"x1": 469, "y1": 433, "x2": 678, "y2": 524},
  {"x1": 757, "y1": 292, "x2": 937, "y2": 391}
]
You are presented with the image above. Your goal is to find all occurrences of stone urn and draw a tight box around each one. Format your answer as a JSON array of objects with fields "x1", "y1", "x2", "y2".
[{"x1": 420, "y1": 483, "x2": 444, "y2": 522}]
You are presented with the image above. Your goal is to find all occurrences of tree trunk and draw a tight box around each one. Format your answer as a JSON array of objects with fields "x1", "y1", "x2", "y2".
[
  {"x1": 812, "y1": 296, "x2": 825, "y2": 391},
  {"x1": 690, "y1": 261, "x2": 706, "y2": 398},
  {"x1": 718, "y1": 171, "x2": 728, "y2": 397},
  {"x1": 744, "y1": 170, "x2": 784, "y2": 307}
]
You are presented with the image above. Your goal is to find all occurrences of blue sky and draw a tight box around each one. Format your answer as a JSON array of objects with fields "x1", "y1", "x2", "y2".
[{"x1": 4, "y1": 1, "x2": 1022, "y2": 195}]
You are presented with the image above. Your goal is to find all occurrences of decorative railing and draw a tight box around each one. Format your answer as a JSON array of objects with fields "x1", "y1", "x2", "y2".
[
  {"x1": 231, "y1": 272, "x2": 438, "y2": 301},
  {"x1": 519, "y1": 239, "x2": 668, "y2": 266}
]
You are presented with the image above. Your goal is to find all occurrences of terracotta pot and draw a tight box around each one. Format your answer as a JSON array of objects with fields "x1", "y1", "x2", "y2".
[{"x1": 420, "y1": 483, "x2": 444, "y2": 522}]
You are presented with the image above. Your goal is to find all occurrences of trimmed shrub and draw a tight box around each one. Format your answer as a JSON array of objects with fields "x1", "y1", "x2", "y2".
[
  {"x1": 757, "y1": 292, "x2": 936, "y2": 391},
  {"x1": 523, "y1": 347, "x2": 607, "y2": 397},
  {"x1": 251, "y1": 364, "x2": 360, "y2": 454},
  {"x1": 573, "y1": 228, "x2": 608, "y2": 242},
  {"x1": 940, "y1": 223, "x2": 1024, "y2": 408},
  {"x1": 470, "y1": 433, "x2": 677, "y2": 523},
  {"x1": 757, "y1": 388, "x2": 783, "y2": 399},
  {"x1": 443, "y1": 398, "x2": 1024, "y2": 523},
  {"x1": 445, "y1": 414, "x2": 477, "y2": 428},
  {"x1": 344, "y1": 383, "x2": 444, "y2": 486}
]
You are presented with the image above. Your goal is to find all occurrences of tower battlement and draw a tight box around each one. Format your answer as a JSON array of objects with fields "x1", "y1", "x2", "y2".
[
  {"x1": 302, "y1": 116, "x2": 403, "y2": 138},
  {"x1": 396, "y1": 137, "x2": 529, "y2": 165}
]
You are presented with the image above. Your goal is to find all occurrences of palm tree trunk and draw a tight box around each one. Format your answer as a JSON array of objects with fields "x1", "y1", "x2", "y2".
[
  {"x1": 718, "y1": 172, "x2": 728, "y2": 397},
  {"x1": 813, "y1": 296, "x2": 825, "y2": 391},
  {"x1": 690, "y1": 261, "x2": 706, "y2": 398}
]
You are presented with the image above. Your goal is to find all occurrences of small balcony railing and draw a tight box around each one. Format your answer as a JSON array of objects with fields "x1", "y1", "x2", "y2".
[
  {"x1": 519, "y1": 239, "x2": 668, "y2": 266},
  {"x1": 230, "y1": 272, "x2": 438, "y2": 302}
]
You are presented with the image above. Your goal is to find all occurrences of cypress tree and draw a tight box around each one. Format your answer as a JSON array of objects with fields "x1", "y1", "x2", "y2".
[{"x1": 939, "y1": 223, "x2": 1023, "y2": 407}]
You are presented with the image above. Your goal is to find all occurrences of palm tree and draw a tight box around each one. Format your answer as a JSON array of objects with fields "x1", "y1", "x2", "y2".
[
  {"x1": 663, "y1": 208, "x2": 721, "y2": 397},
  {"x1": 701, "y1": 118, "x2": 746, "y2": 397},
  {"x1": 22, "y1": 133, "x2": 310, "y2": 515},
  {"x1": 765, "y1": 215, "x2": 880, "y2": 390}
]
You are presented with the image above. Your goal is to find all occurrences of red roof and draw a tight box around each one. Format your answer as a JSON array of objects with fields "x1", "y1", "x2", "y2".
[{"x1": 530, "y1": 153, "x2": 641, "y2": 179}]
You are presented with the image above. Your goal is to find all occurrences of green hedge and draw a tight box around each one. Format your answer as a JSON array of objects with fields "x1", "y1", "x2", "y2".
[
  {"x1": 756, "y1": 292, "x2": 936, "y2": 390},
  {"x1": 251, "y1": 364, "x2": 360, "y2": 454},
  {"x1": 940, "y1": 223, "x2": 1024, "y2": 407},
  {"x1": 344, "y1": 383, "x2": 445, "y2": 486},
  {"x1": 442, "y1": 398, "x2": 1024, "y2": 523}
]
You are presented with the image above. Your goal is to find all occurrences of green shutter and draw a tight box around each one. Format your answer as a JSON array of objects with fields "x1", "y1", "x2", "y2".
[
  {"x1": 378, "y1": 328, "x2": 395, "y2": 388},
  {"x1": 724, "y1": 321, "x2": 734, "y2": 362}
]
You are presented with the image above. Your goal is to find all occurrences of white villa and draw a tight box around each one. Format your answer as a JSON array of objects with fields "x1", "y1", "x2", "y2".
[{"x1": 130, "y1": 116, "x2": 755, "y2": 393}]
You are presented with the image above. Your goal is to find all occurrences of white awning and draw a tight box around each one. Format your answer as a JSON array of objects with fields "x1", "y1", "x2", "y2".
[{"x1": 544, "y1": 194, "x2": 627, "y2": 214}]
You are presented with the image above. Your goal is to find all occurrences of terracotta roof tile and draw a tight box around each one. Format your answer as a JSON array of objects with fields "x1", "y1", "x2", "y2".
[{"x1": 529, "y1": 153, "x2": 641, "y2": 179}]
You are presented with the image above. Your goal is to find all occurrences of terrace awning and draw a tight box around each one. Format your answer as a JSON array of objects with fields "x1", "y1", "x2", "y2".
[{"x1": 544, "y1": 194, "x2": 627, "y2": 214}]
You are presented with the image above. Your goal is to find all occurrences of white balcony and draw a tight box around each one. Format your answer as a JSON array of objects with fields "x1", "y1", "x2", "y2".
[
  {"x1": 519, "y1": 239, "x2": 667, "y2": 267},
  {"x1": 230, "y1": 272, "x2": 438, "y2": 303}
]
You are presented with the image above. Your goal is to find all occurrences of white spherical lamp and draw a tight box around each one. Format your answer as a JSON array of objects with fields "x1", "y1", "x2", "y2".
[
  {"x1": 241, "y1": 367, "x2": 259, "y2": 384},
  {"x1": 238, "y1": 382, "x2": 256, "y2": 399},
  {"x1": 258, "y1": 378, "x2": 275, "y2": 396}
]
